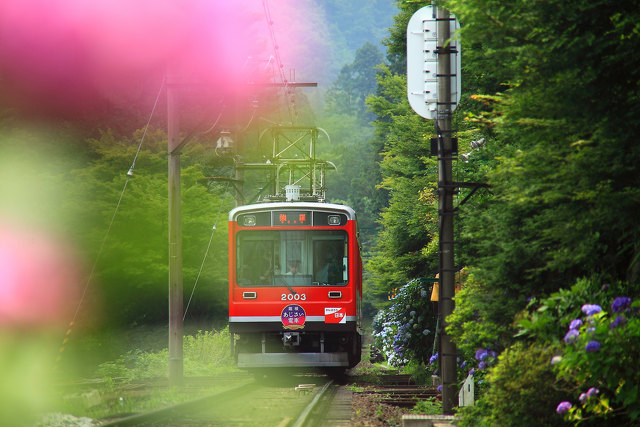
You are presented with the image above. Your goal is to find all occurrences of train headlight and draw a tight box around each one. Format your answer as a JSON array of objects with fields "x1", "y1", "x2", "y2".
[
  {"x1": 328, "y1": 215, "x2": 341, "y2": 225},
  {"x1": 242, "y1": 215, "x2": 256, "y2": 226}
]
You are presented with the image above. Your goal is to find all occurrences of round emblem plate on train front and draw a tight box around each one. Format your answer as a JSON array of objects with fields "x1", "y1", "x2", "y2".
[{"x1": 281, "y1": 304, "x2": 306, "y2": 330}]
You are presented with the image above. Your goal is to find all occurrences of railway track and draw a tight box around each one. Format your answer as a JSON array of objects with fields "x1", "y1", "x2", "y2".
[
  {"x1": 97, "y1": 373, "x2": 347, "y2": 426},
  {"x1": 57, "y1": 367, "x2": 438, "y2": 426},
  {"x1": 349, "y1": 372, "x2": 440, "y2": 412}
]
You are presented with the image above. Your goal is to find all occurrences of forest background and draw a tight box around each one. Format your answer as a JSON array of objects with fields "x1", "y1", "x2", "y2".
[{"x1": 2, "y1": 0, "x2": 640, "y2": 424}]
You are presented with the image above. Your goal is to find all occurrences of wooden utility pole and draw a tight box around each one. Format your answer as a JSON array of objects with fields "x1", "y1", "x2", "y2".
[
  {"x1": 167, "y1": 73, "x2": 184, "y2": 386},
  {"x1": 165, "y1": 78, "x2": 317, "y2": 385},
  {"x1": 436, "y1": 6, "x2": 457, "y2": 414}
]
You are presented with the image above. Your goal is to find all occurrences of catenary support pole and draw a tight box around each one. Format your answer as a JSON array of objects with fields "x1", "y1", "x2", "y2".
[
  {"x1": 436, "y1": 6, "x2": 458, "y2": 415},
  {"x1": 167, "y1": 73, "x2": 184, "y2": 386}
]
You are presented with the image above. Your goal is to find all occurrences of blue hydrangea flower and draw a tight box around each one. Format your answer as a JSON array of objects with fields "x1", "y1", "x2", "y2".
[
  {"x1": 475, "y1": 348, "x2": 488, "y2": 360},
  {"x1": 581, "y1": 304, "x2": 602, "y2": 316},
  {"x1": 585, "y1": 340, "x2": 601, "y2": 352},
  {"x1": 569, "y1": 319, "x2": 583, "y2": 330},
  {"x1": 437, "y1": 384, "x2": 442, "y2": 392},
  {"x1": 610, "y1": 315, "x2": 627, "y2": 328},
  {"x1": 611, "y1": 296, "x2": 631, "y2": 313},
  {"x1": 586, "y1": 387, "x2": 599, "y2": 398},
  {"x1": 478, "y1": 361, "x2": 487, "y2": 370},
  {"x1": 468, "y1": 368, "x2": 475, "y2": 376},
  {"x1": 429, "y1": 353, "x2": 439, "y2": 365},
  {"x1": 564, "y1": 329, "x2": 579, "y2": 344},
  {"x1": 556, "y1": 401, "x2": 572, "y2": 414},
  {"x1": 487, "y1": 350, "x2": 496, "y2": 359}
]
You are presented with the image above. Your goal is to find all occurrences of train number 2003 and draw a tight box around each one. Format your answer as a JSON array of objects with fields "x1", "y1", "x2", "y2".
[{"x1": 281, "y1": 293, "x2": 306, "y2": 301}]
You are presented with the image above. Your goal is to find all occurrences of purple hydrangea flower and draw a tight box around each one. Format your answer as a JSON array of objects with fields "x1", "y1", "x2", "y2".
[
  {"x1": 611, "y1": 297, "x2": 631, "y2": 313},
  {"x1": 460, "y1": 361, "x2": 467, "y2": 368},
  {"x1": 478, "y1": 361, "x2": 487, "y2": 370},
  {"x1": 437, "y1": 384, "x2": 442, "y2": 392},
  {"x1": 468, "y1": 368, "x2": 475, "y2": 376},
  {"x1": 579, "y1": 393, "x2": 587, "y2": 404},
  {"x1": 556, "y1": 401, "x2": 572, "y2": 414},
  {"x1": 564, "y1": 329, "x2": 580, "y2": 344},
  {"x1": 585, "y1": 340, "x2": 601, "y2": 352},
  {"x1": 429, "y1": 353, "x2": 439, "y2": 365},
  {"x1": 581, "y1": 304, "x2": 602, "y2": 316},
  {"x1": 475, "y1": 348, "x2": 488, "y2": 360},
  {"x1": 610, "y1": 315, "x2": 627, "y2": 328},
  {"x1": 487, "y1": 350, "x2": 496, "y2": 359},
  {"x1": 587, "y1": 387, "x2": 599, "y2": 398},
  {"x1": 569, "y1": 319, "x2": 583, "y2": 330}
]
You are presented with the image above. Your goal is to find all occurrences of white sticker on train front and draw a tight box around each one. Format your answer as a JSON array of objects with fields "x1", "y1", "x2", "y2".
[{"x1": 324, "y1": 307, "x2": 347, "y2": 324}]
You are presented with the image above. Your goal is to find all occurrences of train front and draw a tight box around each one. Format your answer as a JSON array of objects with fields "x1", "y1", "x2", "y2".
[{"x1": 228, "y1": 202, "x2": 362, "y2": 369}]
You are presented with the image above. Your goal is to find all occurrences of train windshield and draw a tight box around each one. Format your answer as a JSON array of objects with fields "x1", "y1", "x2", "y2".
[{"x1": 236, "y1": 230, "x2": 348, "y2": 287}]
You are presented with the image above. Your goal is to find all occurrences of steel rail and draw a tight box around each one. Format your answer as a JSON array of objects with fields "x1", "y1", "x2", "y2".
[
  {"x1": 98, "y1": 379, "x2": 254, "y2": 426},
  {"x1": 291, "y1": 379, "x2": 334, "y2": 427}
]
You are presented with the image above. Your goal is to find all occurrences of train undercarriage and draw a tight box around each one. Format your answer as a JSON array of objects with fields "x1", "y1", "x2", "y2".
[{"x1": 232, "y1": 326, "x2": 362, "y2": 369}]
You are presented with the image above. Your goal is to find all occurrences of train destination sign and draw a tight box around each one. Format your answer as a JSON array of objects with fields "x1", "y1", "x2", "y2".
[{"x1": 272, "y1": 211, "x2": 311, "y2": 226}]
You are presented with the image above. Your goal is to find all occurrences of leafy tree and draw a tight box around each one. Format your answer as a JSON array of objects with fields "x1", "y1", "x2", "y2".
[
  {"x1": 445, "y1": 0, "x2": 640, "y2": 352},
  {"x1": 319, "y1": 42, "x2": 388, "y2": 235},
  {"x1": 62, "y1": 129, "x2": 233, "y2": 326},
  {"x1": 324, "y1": 42, "x2": 385, "y2": 124},
  {"x1": 365, "y1": 64, "x2": 439, "y2": 301}
]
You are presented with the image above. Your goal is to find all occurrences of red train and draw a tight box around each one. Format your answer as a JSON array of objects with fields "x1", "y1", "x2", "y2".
[{"x1": 228, "y1": 201, "x2": 363, "y2": 370}]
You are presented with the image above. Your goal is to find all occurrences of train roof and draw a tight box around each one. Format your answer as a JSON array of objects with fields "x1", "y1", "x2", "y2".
[{"x1": 229, "y1": 202, "x2": 356, "y2": 221}]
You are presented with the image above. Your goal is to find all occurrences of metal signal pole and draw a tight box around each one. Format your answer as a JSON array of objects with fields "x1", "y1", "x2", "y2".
[{"x1": 436, "y1": 6, "x2": 457, "y2": 414}]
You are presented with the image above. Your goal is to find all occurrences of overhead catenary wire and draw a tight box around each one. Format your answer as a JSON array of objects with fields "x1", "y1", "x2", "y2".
[{"x1": 262, "y1": 0, "x2": 297, "y2": 125}]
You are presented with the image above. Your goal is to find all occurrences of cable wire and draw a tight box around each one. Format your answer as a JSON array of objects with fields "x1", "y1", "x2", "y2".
[
  {"x1": 183, "y1": 183, "x2": 231, "y2": 321},
  {"x1": 58, "y1": 78, "x2": 165, "y2": 366},
  {"x1": 128, "y1": 77, "x2": 166, "y2": 176}
]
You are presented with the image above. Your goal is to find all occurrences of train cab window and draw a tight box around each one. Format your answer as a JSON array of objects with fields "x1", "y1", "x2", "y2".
[
  {"x1": 236, "y1": 229, "x2": 348, "y2": 287},
  {"x1": 236, "y1": 234, "x2": 277, "y2": 286},
  {"x1": 313, "y1": 237, "x2": 347, "y2": 285}
]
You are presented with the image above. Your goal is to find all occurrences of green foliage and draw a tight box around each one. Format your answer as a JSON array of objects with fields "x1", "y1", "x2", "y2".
[
  {"x1": 61, "y1": 129, "x2": 234, "y2": 325},
  {"x1": 324, "y1": 42, "x2": 385, "y2": 124},
  {"x1": 444, "y1": 0, "x2": 640, "y2": 383},
  {"x1": 366, "y1": 66, "x2": 439, "y2": 299},
  {"x1": 554, "y1": 298, "x2": 640, "y2": 424},
  {"x1": 400, "y1": 360, "x2": 432, "y2": 386},
  {"x1": 446, "y1": 271, "x2": 514, "y2": 358},
  {"x1": 469, "y1": 342, "x2": 570, "y2": 426},
  {"x1": 319, "y1": 42, "x2": 388, "y2": 237},
  {"x1": 97, "y1": 328, "x2": 235, "y2": 382},
  {"x1": 412, "y1": 397, "x2": 441, "y2": 415},
  {"x1": 183, "y1": 328, "x2": 235, "y2": 375},
  {"x1": 514, "y1": 278, "x2": 626, "y2": 344},
  {"x1": 381, "y1": 1, "x2": 423, "y2": 74}
]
